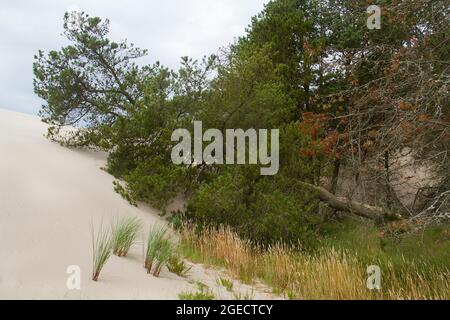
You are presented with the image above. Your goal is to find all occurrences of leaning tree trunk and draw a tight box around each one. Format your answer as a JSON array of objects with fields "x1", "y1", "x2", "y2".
[{"x1": 302, "y1": 182, "x2": 403, "y2": 221}]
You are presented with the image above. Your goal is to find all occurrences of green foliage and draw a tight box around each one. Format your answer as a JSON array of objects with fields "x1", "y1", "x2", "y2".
[
  {"x1": 321, "y1": 219, "x2": 450, "y2": 272},
  {"x1": 179, "y1": 282, "x2": 215, "y2": 300},
  {"x1": 186, "y1": 123, "x2": 321, "y2": 246},
  {"x1": 144, "y1": 226, "x2": 173, "y2": 277},
  {"x1": 167, "y1": 210, "x2": 186, "y2": 231},
  {"x1": 111, "y1": 216, "x2": 141, "y2": 257},
  {"x1": 35, "y1": 1, "x2": 449, "y2": 249},
  {"x1": 217, "y1": 278, "x2": 234, "y2": 292},
  {"x1": 233, "y1": 290, "x2": 254, "y2": 300},
  {"x1": 119, "y1": 157, "x2": 188, "y2": 211},
  {"x1": 188, "y1": 172, "x2": 246, "y2": 228},
  {"x1": 167, "y1": 255, "x2": 192, "y2": 277},
  {"x1": 186, "y1": 169, "x2": 320, "y2": 246},
  {"x1": 33, "y1": 12, "x2": 149, "y2": 146},
  {"x1": 247, "y1": 176, "x2": 320, "y2": 246},
  {"x1": 91, "y1": 222, "x2": 113, "y2": 281}
]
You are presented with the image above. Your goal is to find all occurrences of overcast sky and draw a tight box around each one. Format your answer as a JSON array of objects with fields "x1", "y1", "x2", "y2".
[{"x1": 0, "y1": 0, "x2": 269, "y2": 115}]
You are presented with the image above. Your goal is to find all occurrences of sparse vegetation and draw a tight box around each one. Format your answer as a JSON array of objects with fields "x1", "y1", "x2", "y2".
[
  {"x1": 167, "y1": 254, "x2": 192, "y2": 277},
  {"x1": 91, "y1": 222, "x2": 113, "y2": 281},
  {"x1": 111, "y1": 216, "x2": 141, "y2": 257},
  {"x1": 144, "y1": 225, "x2": 173, "y2": 277},
  {"x1": 217, "y1": 277, "x2": 233, "y2": 292},
  {"x1": 153, "y1": 239, "x2": 173, "y2": 277},
  {"x1": 179, "y1": 282, "x2": 215, "y2": 300},
  {"x1": 233, "y1": 290, "x2": 254, "y2": 300}
]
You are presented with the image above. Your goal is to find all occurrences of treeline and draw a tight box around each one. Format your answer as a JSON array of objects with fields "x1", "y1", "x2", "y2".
[{"x1": 33, "y1": 0, "x2": 449, "y2": 246}]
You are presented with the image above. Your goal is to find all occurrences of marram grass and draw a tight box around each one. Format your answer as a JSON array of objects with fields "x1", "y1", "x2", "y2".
[
  {"x1": 144, "y1": 225, "x2": 174, "y2": 276},
  {"x1": 91, "y1": 222, "x2": 113, "y2": 281},
  {"x1": 111, "y1": 216, "x2": 141, "y2": 257}
]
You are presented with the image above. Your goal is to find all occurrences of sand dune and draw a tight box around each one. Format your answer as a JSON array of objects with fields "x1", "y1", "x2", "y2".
[{"x1": 0, "y1": 109, "x2": 275, "y2": 300}]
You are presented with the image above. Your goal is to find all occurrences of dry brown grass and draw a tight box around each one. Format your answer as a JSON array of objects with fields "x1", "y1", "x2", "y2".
[{"x1": 180, "y1": 225, "x2": 450, "y2": 300}]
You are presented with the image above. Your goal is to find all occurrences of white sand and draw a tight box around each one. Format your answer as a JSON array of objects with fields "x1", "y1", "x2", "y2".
[{"x1": 0, "y1": 109, "x2": 276, "y2": 300}]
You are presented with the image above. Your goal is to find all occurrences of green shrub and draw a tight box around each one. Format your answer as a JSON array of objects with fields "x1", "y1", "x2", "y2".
[
  {"x1": 185, "y1": 123, "x2": 322, "y2": 246},
  {"x1": 186, "y1": 171, "x2": 321, "y2": 246},
  {"x1": 168, "y1": 210, "x2": 186, "y2": 231},
  {"x1": 168, "y1": 254, "x2": 192, "y2": 277},
  {"x1": 116, "y1": 156, "x2": 188, "y2": 211}
]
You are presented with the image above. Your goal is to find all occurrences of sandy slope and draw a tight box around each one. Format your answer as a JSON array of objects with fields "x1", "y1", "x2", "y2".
[{"x1": 0, "y1": 109, "x2": 276, "y2": 300}]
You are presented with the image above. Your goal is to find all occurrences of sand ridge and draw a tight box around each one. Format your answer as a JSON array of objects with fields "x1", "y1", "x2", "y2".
[{"x1": 0, "y1": 109, "x2": 277, "y2": 300}]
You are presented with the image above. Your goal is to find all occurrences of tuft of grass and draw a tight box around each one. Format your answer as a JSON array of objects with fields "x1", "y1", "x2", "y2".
[
  {"x1": 179, "y1": 282, "x2": 215, "y2": 300},
  {"x1": 91, "y1": 222, "x2": 113, "y2": 282},
  {"x1": 233, "y1": 289, "x2": 254, "y2": 300},
  {"x1": 111, "y1": 216, "x2": 141, "y2": 257},
  {"x1": 153, "y1": 239, "x2": 173, "y2": 277},
  {"x1": 144, "y1": 225, "x2": 173, "y2": 277},
  {"x1": 180, "y1": 225, "x2": 256, "y2": 284},
  {"x1": 167, "y1": 254, "x2": 192, "y2": 277},
  {"x1": 217, "y1": 277, "x2": 234, "y2": 292},
  {"x1": 179, "y1": 224, "x2": 450, "y2": 300}
]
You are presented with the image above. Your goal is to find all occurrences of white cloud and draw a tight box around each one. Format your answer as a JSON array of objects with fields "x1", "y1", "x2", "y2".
[{"x1": 0, "y1": 0, "x2": 268, "y2": 115}]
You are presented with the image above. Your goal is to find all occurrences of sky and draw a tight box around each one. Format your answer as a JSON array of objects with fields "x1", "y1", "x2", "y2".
[{"x1": 0, "y1": 0, "x2": 269, "y2": 115}]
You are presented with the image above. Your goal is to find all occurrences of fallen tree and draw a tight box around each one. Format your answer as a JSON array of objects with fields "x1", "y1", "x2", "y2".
[{"x1": 304, "y1": 183, "x2": 403, "y2": 221}]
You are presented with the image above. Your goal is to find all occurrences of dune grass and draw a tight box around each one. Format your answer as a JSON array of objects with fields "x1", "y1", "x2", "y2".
[
  {"x1": 153, "y1": 239, "x2": 173, "y2": 277},
  {"x1": 144, "y1": 225, "x2": 173, "y2": 276},
  {"x1": 233, "y1": 290, "x2": 255, "y2": 300},
  {"x1": 91, "y1": 222, "x2": 113, "y2": 281},
  {"x1": 167, "y1": 254, "x2": 192, "y2": 277},
  {"x1": 179, "y1": 224, "x2": 450, "y2": 300},
  {"x1": 217, "y1": 277, "x2": 234, "y2": 292},
  {"x1": 111, "y1": 216, "x2": 141, "y2": 257},
  {"x1": 179, "y1": 282, "x2": 215, "y2": 300}
]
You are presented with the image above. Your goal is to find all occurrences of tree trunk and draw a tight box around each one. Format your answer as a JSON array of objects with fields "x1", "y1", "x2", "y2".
[
  {"x1": 384, "y1": 151, "x2": 393, "y2": 209},
  {"x1": 330, "y1": 158, "x2": 341, "y2": 194},
  {"x1": 303, "y1": 182, "x2": 402, "y2": 221}
]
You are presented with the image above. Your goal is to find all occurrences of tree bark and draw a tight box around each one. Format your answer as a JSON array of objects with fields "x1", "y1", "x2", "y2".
[
  {"x1": 384, "y1": 151, "x2": 393, "y2": 209},
  {"x1": 303, "y1": 182, "x2": 402, "y2": 221},
  {"x1": 330, "y1": 158, "x2": 341, "y2": 194}
]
